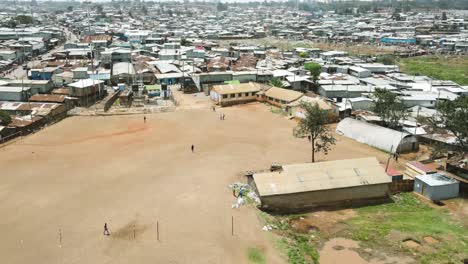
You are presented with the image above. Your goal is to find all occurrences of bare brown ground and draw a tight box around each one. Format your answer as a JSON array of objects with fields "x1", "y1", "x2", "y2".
[
  {"x1": 0, "y1": 102, "x2": 393, "y2": 264},
  {"x1": 290, "y1": 209, "x2": 356, "y2": 237}
]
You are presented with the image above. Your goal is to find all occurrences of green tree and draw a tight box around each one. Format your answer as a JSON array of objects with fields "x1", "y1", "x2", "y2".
[
  {"x1": 299, "y1": 52, "x2": 309, "y2": 58},
  {"x1": 0, "y1": 111, "x2": 11, "y2": 125},
  {"x1": 180, "y1": 38, "x2": 190, "y2": 46},
  {"x1": 441, "y1": 11, "x2": 447, "y2": 21},
  {"x1": 67, "y1": 6, "x2": 73, "y2": 12},
  {"x1": 376, "y1": 54, "x2": 396, "y2": 65},
  {"x1": 392, "y1": 8, "x2": 403, "y2": 21},
  {"x1": 217, "y1": 2, "x2": 228, "y2": 11},
  {"x1": 428, "y1": 96, "x2": 468, "y2": 150},
  {"x1": 293, "y1": 102, "x2": 336, "y2": 163},
  {"x1": 142, "y1": 6, "x2": 148, "y2": 15},
  {"x1": 371, "y1": 88, "x2": 407, "y2": 129},
  {"x1": 304, "y1": 62, "x2": 321, "y2": 91},
  {"x1": 269, "y1": 78, "x2": 284, "y2": 88},
  {"x1": 95, "y1": 4, "x2": 103, "y2": 13},
  {"x1": 15, "y1": 15, "x2": 33, "y2": 25}
]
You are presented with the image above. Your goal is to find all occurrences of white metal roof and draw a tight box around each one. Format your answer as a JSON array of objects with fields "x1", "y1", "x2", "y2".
[
  {"x1": 416, "y1": 173, "x2": 458, "y2": 187},
  {"x1": 0, "y1": 86, "x2": 30, "y2": 92},
  {"x1": 112, "y1": 62, "x2": 135, "y2": 76},
  {"x1": 68, "y1": 79, "x2": 104, "y2": 88},
  {"x1": 336, "y1": 118, "x2": 413, "y2": 153}
]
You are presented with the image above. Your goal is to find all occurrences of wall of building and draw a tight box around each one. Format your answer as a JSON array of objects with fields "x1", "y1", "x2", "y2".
[
  {"x1": 397, "y1": 136, "x2": 419, "y2": 153},
  {"x1": 0, "y1": 91, "x2": 26, "y2": 101},
  {"x1": 414, "y1": 179, "x2": 459, "y2": 200},
  {"x1": 211, "y1": 91, "x2": 258, "y2": 106},
  {"x1": 318, "y1": 88, "x2": 366, "y2": 99},
  {"x1": 265, "y1": 96, "x2": 288, "y2": 108},
  {"x1": 259, "y1": 184, "x2": 390, "y2": 212},
  {"x1": 233, "y1": 73, "x2": 257, "y2": 83},
  {"x1": 402, "y1": 99, "x2": 436, "y2": 109}
]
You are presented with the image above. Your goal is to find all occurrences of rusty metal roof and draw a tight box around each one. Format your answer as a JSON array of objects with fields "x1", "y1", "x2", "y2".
[{"x1": 29, "y1": 94, "x2": 66, "y2": 103}]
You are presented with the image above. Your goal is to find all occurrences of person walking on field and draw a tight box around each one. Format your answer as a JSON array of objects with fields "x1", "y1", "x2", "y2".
[
  {"x1": 144, "y1": 116, "x2": 146, "y2": 123},
  {"x1": 191, "y1": 144, "x2": 194, "y2": 153},
  {"x1": 103, "y1": 223, "x2": 110, "y2": 236}
]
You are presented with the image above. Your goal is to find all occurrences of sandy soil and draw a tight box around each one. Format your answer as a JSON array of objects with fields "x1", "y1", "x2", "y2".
[
  {"x1": 320, "y1": 238, "x2": 414, "y2": 264},
  {"x1": 0, "y1": 102, "x2": 393, "y2": 263}
]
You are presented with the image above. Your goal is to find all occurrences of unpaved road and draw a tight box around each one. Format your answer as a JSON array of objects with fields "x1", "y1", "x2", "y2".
[{"x1": 0, "y1": 103, "x2": 392, "y2": 263}]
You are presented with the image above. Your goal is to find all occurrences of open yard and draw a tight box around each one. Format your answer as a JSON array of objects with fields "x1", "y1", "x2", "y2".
[
  {"x1": 219, "y1": 37, "x2": 398, "y2": 55},
  {"x1": 398, "y1": 55, "x2": 468, "y2": 85},
  {"x1": 0, "y1": 102, "x2": 399, "y2": 264}
]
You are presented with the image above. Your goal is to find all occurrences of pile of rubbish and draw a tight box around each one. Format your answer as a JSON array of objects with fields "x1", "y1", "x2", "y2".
[
  {"x1": 229, "y1": 182, "x2": 261, "y2": 209},
  {"x1": 262, "y1": 224, "x2": 277, "y2": 231}
]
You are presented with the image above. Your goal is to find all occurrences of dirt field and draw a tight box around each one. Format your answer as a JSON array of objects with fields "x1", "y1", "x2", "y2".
[{"x1": 0, "y1": 102, "x2": 394, "y2": 263}]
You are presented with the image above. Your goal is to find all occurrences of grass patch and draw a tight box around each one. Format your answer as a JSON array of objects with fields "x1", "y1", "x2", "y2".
[
  {"x1": 344, "y1": 193, "x2": 468, "y2": 264},
  {"x1": 398, "y1": 55, "x2": 468, "y2": 85},
  {"x1": 258, "y1": 212, "x2": 319, "y2": 264},
  {"x1": 247, "y1": 247, "x2": 266, "y2": 264},
  {"x1": 275, "y1": 234, "x2": 319, "y2": 264},
  {"x1": 270, "y1": 106, "x2": 288, "y2": 116}
]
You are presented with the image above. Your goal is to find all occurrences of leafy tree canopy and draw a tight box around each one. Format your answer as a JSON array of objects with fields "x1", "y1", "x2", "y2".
[
  {"x1": 269, "y1": 78, "x2": 284, "y2": 88},
  {"x1": 371, "y1": 88, "x2": 407, "y2": 129},
  {"x1": 294, "y1": 102, "x2": 336, "y2": 162},
  {"x1": 0, "y1": 111, "x2": 11, "y2": 126}
]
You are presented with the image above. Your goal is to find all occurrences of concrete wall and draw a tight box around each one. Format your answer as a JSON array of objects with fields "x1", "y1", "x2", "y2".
[
  {"x1": 232, "y1": 73, "x2": 257, "y2": 83},
  {"x1": 414, "y1": 179, "x2": 459, "y2": 200},
  {"x1": 318, "y1": 88, "x2": 366, "y2": 99},
  {"x1": 265, "y1": 96, "x2": 288, "y2": 108},
  {"x1": 259, "y1": 184, "x2": 390, "y2": 212},
  {"x1": 0, "y1": 90, "x2": 27, "y2": 101},
  {"x1": 351, "y1": 100, "x2": 374, "y2": 110},
  {"x1": 397, "y1": 136, "x2": 419, "y2": 153},
  {"x1": 402, "y1": 99, "x2": 436, "y2": 109}
]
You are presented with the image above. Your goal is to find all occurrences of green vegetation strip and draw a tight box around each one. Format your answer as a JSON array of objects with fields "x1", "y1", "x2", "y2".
[
  {"x1": 247, "y1": 247, "x2": 266, "y2": 264},
  {"x1": 258, "y1": 212, "x2": 319, "y2": 264},
  {"x1": 398, "y1": 56, "x2": 468, "y2": 85},
  {"x1": 344, "y1": 193, "x2": 468, "y2": 264}
]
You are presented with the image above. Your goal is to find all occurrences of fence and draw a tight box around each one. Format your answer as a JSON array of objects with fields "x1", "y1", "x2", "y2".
[{"x1": 389, "y1": 179, "x2": 414, "y2": 194}]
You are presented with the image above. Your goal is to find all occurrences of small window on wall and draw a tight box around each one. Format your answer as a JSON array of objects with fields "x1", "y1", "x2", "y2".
[
  {"x1": 222, "y1": 94, "x2": 228, "y2": 99},
  {"x1": 244, "y1": 93, "x2": 249, "y2": 97},
  {"x1": 230, "y1": 94, "x2": 235, "y2": 98}
]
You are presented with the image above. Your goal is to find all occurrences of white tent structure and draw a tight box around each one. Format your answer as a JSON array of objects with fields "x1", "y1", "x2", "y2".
[{"x1": 336, "y1": 118, "x2": 418, "y2": 153}]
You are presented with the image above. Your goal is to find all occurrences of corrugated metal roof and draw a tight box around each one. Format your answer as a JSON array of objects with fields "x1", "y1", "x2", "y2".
[
  {"x1": 264, "y1": 87, "x2": 303, "y2": 103},
  {"x1": 112, "y1": 62, "x2": 135, "y2": 76},
  {"x1": 253, "y1": 157, "x2": 391, "y2": 196},
  {"x1": 336, "y1": 118, "x2": 413, "y2": 153},
  {"x1": 68, "y1": 79, "x2": 104, "y2": 88},
  {"x1": 416, "y1": 173, "x2": 458, "y2": 187},
  {"x1": 29, "y1": 94, "x2": 66, "y2": 103},
  {"x1": 212, "y1": 82, "x2": 261, "y2": 95},
  {"x1": 287, "y1": 95, "x2": 335, "y2": 110},
  {"x1": 407, "y1": 161, "x2": 435, "y2": 174}
]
